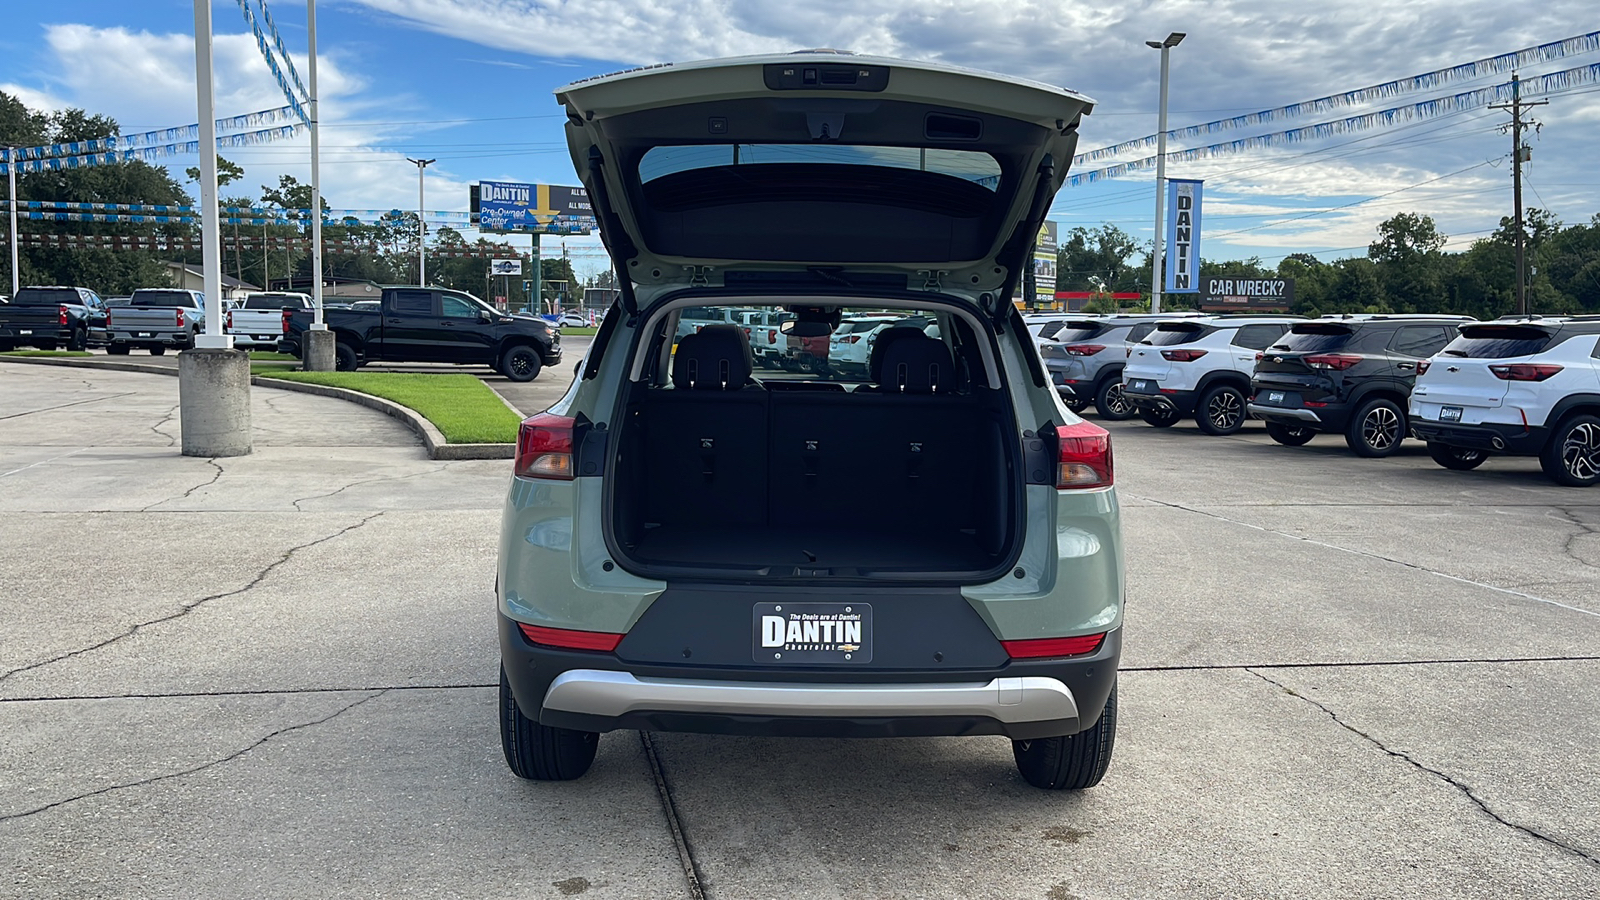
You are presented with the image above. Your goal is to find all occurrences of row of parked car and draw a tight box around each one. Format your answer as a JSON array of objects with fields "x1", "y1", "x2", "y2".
[{"x1": 1028, "y1": 311, "x2": 1600, "y2": 488}]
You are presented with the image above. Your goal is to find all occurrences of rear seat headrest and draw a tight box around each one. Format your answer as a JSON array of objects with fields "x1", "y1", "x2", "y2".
[
  {"x1": 672, "y1": 324, "x2": 755, "y2": 390},
  {"x1": 876, "y1": 331, "x2": 956, "y2": 394},
  {"x1": 867, "y1": 326, "x2": 929, "y2": 385}
]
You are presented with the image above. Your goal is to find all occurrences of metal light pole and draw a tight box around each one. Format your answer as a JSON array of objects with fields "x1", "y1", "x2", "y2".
[
  {"x1": 406, "y1": 157, "x2": 435, "y2": 285},
  {"x1": 308, "y1": 0, "x2": 325, "y2": 328},
  {"x1": 1147, "y1": 31, "x2": 1185, "y2": 315},
  {"x1": 6, "y1": 147, "x2": 18, "y2": 296},
  {"x1": 193, "y1": 0, "x2": 228, "y2": 350}
]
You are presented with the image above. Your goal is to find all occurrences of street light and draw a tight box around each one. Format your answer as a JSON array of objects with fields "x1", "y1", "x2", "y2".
[
  {"x1": 4, "y1": 143, "x2": 18, "y2": 297},
  {"x1": 406, "y1": 157, "x2": 435, "y2": 285},
  {"x1": 1146, "y1": 31, "x2": 1185, "y2": 315}
]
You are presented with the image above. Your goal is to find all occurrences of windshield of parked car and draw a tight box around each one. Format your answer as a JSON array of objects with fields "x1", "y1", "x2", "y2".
[
  {"x1": 130, "y1": 291, "x2": 199, "y2": 308},
  {"x1": 1272, "y1": 324, "x2": 1355, "y2": 352},
  {"x1": 1440, "y1": 325, "x2": 1554, "y2": 359},
  {"x1": 9, "y1": 288, "x2": 78, "y2": 305}
]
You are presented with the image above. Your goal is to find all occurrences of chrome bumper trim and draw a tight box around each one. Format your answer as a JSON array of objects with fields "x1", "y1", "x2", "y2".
[
  {"x1": 1248, "y1": 403, "x2": 1321, "y2": 423},
  {"x1": 542, "y1": 669, "x2": 1081, "y2": 725}
]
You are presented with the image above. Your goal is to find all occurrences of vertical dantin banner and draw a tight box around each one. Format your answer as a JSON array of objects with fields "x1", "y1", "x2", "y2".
[
  {"x1": 1164, "y1": 179, "x2": 1202, "y2": 293},
  {"x1": 1033, "y1": 221, "x2": 1059, "y2": 308}
]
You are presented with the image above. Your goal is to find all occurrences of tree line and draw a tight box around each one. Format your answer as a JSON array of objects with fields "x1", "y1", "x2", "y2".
[
  {"x1": 0, "y1": 91, "x2": 578, "y2": 305},
  {"x1": 1057, "y1": 209, "x2": 1600, "y2": 319}
]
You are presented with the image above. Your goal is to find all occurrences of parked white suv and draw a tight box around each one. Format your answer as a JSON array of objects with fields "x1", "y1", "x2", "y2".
[
  {"x1": 1122, "y1": 315, "x2": 1303, "y2": 434},
  {"x1": 828, "y1": 315, "x2": 919, "y2": 379},
  {"x1": 1039, "y1": 313, "x2": 1206, "y2": 419},
  {"x1": 1409, "y1": 317, "x2": 1600, "y2": 486}
]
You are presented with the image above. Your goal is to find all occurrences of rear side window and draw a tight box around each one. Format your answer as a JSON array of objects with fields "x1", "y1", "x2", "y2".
[
  {"x1": 390, "y1": 290, "x2": 434, "y2": 315},
  {"x1": 1231, "y1": 324, "x2": 1286, "y2": 350},
  {"x1": 1274, "y1": 324, "x2": 1355, "y2": 352},
  {"x1": 1144, "y1": 323, "x2": 1205, "y2": 346},
  {"x1": 1441, "y1": 326, "x2": 1553, "y2": 359},
  {"x1": 1390, "y1": 326, "x2": 1451, "y2": 358}
]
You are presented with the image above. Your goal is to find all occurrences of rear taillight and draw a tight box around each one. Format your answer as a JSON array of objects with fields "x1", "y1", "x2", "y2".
[
  {"x1": 1062, "y1": 344, "x2": 1106, "y2": 356},
  {"x1": 767, "y1": 330, "x2": 777, "y2": 345},
  {"x1": 105, "y1": 309, "x2": 113, "y2": 328},
  {"x1": 1001, "y1": 632, "x2": 1106, "y2": 659},
  {"x1": 517, "y1": 622, "x2": 623, "y2": 652},
  {"x1": 1305, "y1": 353, "x2": 1360, "y2": 370},
  {"x1": 282, "y1": 309, "x2": 293, "y2": 334},
  {"x1": 1055, "y1": 421, "x2": 1113, "y2": 489},
  {"x1": 1415, "y1": 359, "x2": 1431, "y2": 375},
  {"x1": 175, "y1": 309, "x2": 185, "y2": 328},
  {"x1": 1161, "y1": 348, "x2": 1207, "y2": 362},
  {"x1": 516, "y1": 412, "x2": 576, "y2": 480},
  {"x1": 225, "y1": 311, "x2": 233, "y2": 330},
  {"x1": 841, "y1": 335, "x2": 861, "y2": 344},
  {"x1": 1255, "y1": 352, "x2": 1265, "y2": 362},
  {"x1": 1490, "y1": 363, "x2": 1563, "y2": 381},
  {"x1": 58, "y1": 304, "x2": 69, "y2": 326}
]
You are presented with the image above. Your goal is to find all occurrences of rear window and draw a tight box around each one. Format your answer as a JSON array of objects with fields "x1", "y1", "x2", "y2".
[
  {"x1": 1441, "y1": 326, "x2": 1553, "y2": 359},
  {"x1": 681, "y1": 306, "x2": 731, "y2": 322},
  {"x1": 640, "y1": 144, "x2": 1002, "y2": 189},
  {"x1": 1143, "y1": 323, "x2": 1205, "y2": 346},
  {"x1": 1273, "y1": 324, "x2": 1355, "y2": 353},
  {"x1": 837, "y1": 320, "x2": 891, "y2": 334},
  {"x1": 1043, "y1": 321, "x2": 1103, "y2": 342},
  {"x1": 243, "y1": 295, "x2": 304, "y2": 309},
  {"x1": 130, "y1": 291, "x2": 198, "y2": 308},
  {"x1": 1125, "y1": 323, "x2": 1157, "y2": 344},
  {"x1": 9, "y1": 288, "x2": 77, "y2": 306}
]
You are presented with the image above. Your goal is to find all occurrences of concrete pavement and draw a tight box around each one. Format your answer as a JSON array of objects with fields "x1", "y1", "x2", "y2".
[{"x1": 1, "y1": 363, "x2": 1597, "y2": 899}]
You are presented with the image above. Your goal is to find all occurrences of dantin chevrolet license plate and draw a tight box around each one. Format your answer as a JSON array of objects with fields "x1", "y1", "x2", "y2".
[{"x1": 753, "y1": 602, "x2": 872, "y2": 664}]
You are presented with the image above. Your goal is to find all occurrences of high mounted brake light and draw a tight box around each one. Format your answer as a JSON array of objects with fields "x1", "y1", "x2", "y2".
[
  {"x1": 1490, "y1": 363, "x2": 1562, "y2": 381},
  {"x1": 1055, "y1": 421, "x2": 1113, "y2": 489},
  {"x1": 516, "y1": 412, "x2": 576, "y2": 480}
]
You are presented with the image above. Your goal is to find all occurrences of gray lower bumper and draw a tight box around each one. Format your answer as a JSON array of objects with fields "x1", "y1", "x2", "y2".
[
  {"x1": 1249, "y1": 403, "x2": 1321, "y2": 423},
  {"x1": 543, "y1": 669, "x2": 1080, "y2": 733}
]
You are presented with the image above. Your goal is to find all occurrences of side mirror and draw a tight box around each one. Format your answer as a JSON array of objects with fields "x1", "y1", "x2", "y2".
[{"x1": 479, "y1": 310, "x2": 493, "y2": 322}]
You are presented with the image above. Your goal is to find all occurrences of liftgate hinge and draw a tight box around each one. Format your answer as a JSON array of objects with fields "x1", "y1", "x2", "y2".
[
  {"x1": 916, "y1": 269, "x2": 949, "y2": 291},
  {"x1": 683, "y1": 265, "x2": 715, "y2": 286}
]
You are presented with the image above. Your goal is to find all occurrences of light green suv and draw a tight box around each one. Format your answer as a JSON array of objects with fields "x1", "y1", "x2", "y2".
[{"x1": 497, "y1": 51, "x2": 1124, "y2": 790}]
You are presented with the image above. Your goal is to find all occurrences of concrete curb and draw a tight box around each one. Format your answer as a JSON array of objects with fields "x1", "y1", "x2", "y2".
[{"x1": 0, "y1": 355, "x2": 516, "y2": 461}]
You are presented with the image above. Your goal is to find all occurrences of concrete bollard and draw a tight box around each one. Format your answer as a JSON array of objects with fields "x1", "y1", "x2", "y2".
[
  {"x1": 302, "y1": 327, "x2": 336, "y2": 372},
  {"x1": 178, "y1": 348, "x2": 252, "y2": 457}
]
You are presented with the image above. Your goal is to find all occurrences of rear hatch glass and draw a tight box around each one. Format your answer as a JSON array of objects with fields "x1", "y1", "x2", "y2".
[
  {"x1": 1143, "y1": 323, "x2": 1205, "y2": 346},
  {"x1": 1043, "y1": 321, "x2": 1104, "y2": 342},
  {"x1": 1441, "y1": 325, "x2": 1553, "y2": 359},
  {"x1": 1273, "y1": 324, "x2": 1355, "y2": 353}
]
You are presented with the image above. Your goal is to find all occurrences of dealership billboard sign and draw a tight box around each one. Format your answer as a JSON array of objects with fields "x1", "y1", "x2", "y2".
[
  {"x1": 1200, "y1": 277, "x2": 1295, "y2": 311},
  {"x1": 1033, "y1": 221, "x2": 1058, "y2": 306},
  {"x1": 1164, "y1": 179, "x2": 1202, "y2": 294},
  {"x1": 471, "y1": 182, "x2": 596, "y2": 234},
  {"x1": 490, "y1": 259, "x2": 522, "y2": 276}
]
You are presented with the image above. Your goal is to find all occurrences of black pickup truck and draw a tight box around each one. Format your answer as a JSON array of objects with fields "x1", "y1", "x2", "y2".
[
  {"x1": 281, "y1": 286, "x2": 562, "y2": 381},
  {"x1": 0, "y1": 286, "x2": 108, "y2": 351}
]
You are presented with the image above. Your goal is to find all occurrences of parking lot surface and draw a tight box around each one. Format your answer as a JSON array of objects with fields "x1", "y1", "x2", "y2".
[{"x1": 2, "y1": 362, "x2": 1597, "y2": 899}]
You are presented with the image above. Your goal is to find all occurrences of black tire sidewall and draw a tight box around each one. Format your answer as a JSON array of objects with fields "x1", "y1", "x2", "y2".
[
  {"x1": 1196, "y1": 384, "x2": 1247, "y2": 436},
  {"x1": 1095, "y1": 377, "x2": 1136, "y2": 420},
  {"x1": 501, "y1": 345, "x2": 541, "y2": 382},
  {"x1": 1139, "y1": 408, "x2": 1179, "y2": 428},
  {"x1": 1541, "y1": 414, "x2": 1600, "y2": 487},
  {"x1": 1427, "y1": 442, "x2": 1488, "y2": 471},
  {"x1": 1264, "y1": 421, "x2": 1315, "y2": 446},
  {"x1": 334, "y1": 343, "x2": 358, "y2": 371},
  {"x1": 1346, "y1": 398, "x2": 1405, "y2": 458}
]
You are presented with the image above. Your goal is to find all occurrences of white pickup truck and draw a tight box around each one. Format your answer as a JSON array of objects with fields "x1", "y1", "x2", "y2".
[{"x1": 226, "y1": 292, "x2": 313, "y2": 349}]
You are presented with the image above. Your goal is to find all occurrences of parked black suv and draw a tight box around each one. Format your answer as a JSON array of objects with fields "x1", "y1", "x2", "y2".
[{"x1": 1249, "y1": 315, "x2": 1474, "y2": 456}]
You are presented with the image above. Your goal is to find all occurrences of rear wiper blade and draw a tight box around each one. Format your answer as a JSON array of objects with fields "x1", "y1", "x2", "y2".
[{"x1": 1442, "y1": 349, "x2": 1468, "y2": 357}]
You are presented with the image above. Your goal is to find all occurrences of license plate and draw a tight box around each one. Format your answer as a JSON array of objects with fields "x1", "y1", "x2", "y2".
[
  {"x1": 136, "y1": 332, "x2": 152, "y2": 338},
  {"x1": 1440, "y1": 406, "x2": 1463, "y2": 423},
  {"x1": 1267, "y1": 391, "x2": 1285, "y2": 404},
  {"x1": 1128, "y1": 379, "x2": 1152, "y2": 392},
  {"x1": 255, "y1": 335, "x2": 273, "y2": 341},
  {"x1": 753, "y1": 602, "x2": 872, "y2": 664},
  {"x1": 18, "y1": 329, "x2": 31, "y2": 335}
]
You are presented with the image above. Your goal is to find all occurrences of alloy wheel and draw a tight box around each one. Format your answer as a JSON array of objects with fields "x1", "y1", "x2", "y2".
[
  {"x1": 1562, "y1": 422, "x2": 1600, "y2": 481},
  {"x1": 510, "y1": 352, "x2": 534, "y2": 378},
  {"x1": 1362, "y1": 406, "x2": 1401, "y2": 451},
  {"x1": 1104, "y1": 384, "x2": 1130, "y2": 416},
  {"x1": 1208, "y1": 391, "x2": 1242, "y2": 430}
]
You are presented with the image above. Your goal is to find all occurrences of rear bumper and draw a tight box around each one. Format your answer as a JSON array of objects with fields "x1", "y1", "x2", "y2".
[
  {"x1": 1125, "y1": 386, "x2": 1198, "y2": 417},
  {"x1": 0, "y1": 325, "x2": 73, "y2": 344},
  {"x1": 1409, "y1": 419, "x2": 1548, "y2": 454},
  {"x1": 500, "y1": 613, "x2": 1119, "y2": 741},
  {"x1": 108, "y1": 330, "x2": 191, "y2": 346},
  {"x1": 277, "y1": 338, "x2": 302, "y2": 357}
]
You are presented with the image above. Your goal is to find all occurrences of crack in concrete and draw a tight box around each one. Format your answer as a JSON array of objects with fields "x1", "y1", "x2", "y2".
[
  {"x1": 0, "y1": 512, "x2": 384, "y2": 686},
  {"x1": 1127, "y1": 492, "x2": 1600, "y2": 620},
  {"x1": 141, "y1": 458, "x2": 224, "y2": 511},
  {"x1": 289, "y1": 464, "x2": 449, "y2": 512},
  {"x1": 1550, "y1": 507, "x2": 1600, "y2": 571},
  {"x1": 1246, "y1": 668, "x2": 1600, "y2": 868},
  {"x1": 149, "y1": 403, "x2": 179, "y2": 447},
  {"x1": 0, "y1": 690, "x2": 387, "y2": 825}
]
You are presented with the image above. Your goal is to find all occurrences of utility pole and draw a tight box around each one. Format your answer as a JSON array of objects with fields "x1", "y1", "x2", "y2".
[
  {"x1": 5, "y1": 144, "x2": 18, "y2": 296},
  {"x1": 1146, "y1": 32, "x2": 1185, "y2": 315},
  {"x1": 406, "y1": 157, "x2": 435, "y2": 285},
  {"x1": 1490, "y1": 72, "x2": 1546, "y2": 316}
]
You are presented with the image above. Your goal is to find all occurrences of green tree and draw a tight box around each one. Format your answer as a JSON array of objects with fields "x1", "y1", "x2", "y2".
[{"x1": 1057, "y1": 224, "x2": 1141, "y2": 293}]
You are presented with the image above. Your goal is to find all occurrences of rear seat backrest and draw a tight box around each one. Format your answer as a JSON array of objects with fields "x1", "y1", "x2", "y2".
[{"x1": 672, "y1": 324, "x2": 756, "y2": 390}]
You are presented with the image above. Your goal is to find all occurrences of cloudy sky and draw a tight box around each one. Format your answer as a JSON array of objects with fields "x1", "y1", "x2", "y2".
[{"x1": 2, "y1": 0, "x2": 1597, "y2": 280}]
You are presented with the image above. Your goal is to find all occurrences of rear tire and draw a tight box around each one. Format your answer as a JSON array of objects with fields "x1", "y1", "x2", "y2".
[
  {"x1": 501, "y1": 344, "x2": 542, "y2": 382},
  {"x1": 1013, "y1": 684, "x2": 1117, "y2": 790},
  {"x1": 1138, "y1": 407, "x2": 1180, "y2": 428},
  {"x1": 1264, "y1": 421, "x2": 1316, "y2": 446},
  {"x1": 334, "y1": 342, "x2": 359, "y2": 372},
  {"x1": 500, "y1": 665, "x2": 598, "y2": 781},
  {"x1": 1195, "y1": 384, "x2": 1247, "y2": 436},
  {"x1": 37, "y1": 341, "x2": 58, "y2": 351},
  {"x1": 148, "y1": 345, "x2": 165, "y2": 356},
  {"x1": 1540, "y1": 414, "x2": 1600, "y2": 487},
  {"x1": 1065, "y1": 398, "x2": 1090, "y2": 414},
  {"x1": 1428, "y1": 442, "x2": 1488, "y2": 471},
  {"x1": 106, "y1": 344, "x2": 131, "y2": 356},
  {"x1": 67, "y1": 327, "x2": 88, "y2": 352},
  {"x1": 1094, "y1": 377, "x2": 1136, "y2": 420},
  {"x1": 1346, "y1": 397, "x2": 1406, "y2": 457}
]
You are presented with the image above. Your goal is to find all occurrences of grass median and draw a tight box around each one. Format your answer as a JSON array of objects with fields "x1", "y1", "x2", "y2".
[
  {"x1": 257, "y1": 371, "x2": 522, "y2": 444},
  {"x1": 1, "y1": 350, "x2": 94, "y2": 357}
]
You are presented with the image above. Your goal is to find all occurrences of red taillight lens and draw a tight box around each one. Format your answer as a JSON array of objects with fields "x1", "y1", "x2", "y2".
[
  {"x1": 1305, "y1": 353, "x2": 1361, "y2": 370},
  {"x1": 175, "y1": 308, "x2": 185, "y2": 328},
  {"x1": 1255, "y1": 351, "x2": 1265, "y2": 362},
  {"x1": 517, "y1": 622, "x2": 623, "y2": 652},
  {"x1": 1055, "y1": 421, "x2": 1113, "y2": 489},
  {"x1": 282, "y1": 309, "x2": 293, "y2": 334},
  {"x1": 225, "y1": 311, "x2": 233, "y2": 330},
  {"x1": 516, "y1": 412, "x2": 576, "y2": 480},
  {"x1": 59, "y1": 304, "x2": 69, "y2": 326},
  {"x1": 1062, "y1": 344, "x2": 1106, "y2": 356},
  {"x1": 1161, "y1": 348, "x2": 1207, "y2": 362},
  {"x1": 105, "y1": 309, "x2": 112, "y2": 328},
  {"x1": 1415, "y1": 359, "x2": 1431, "y2": 375},
  {"x1": 1490, "y1": 363, "x2": 1563, "y2": 381},
  {"x1": 841, "y1": 335, "x2": 861, "y2": 344},
  {"x1": 767, "y1": 330, "x2": 777, "y2": 344},
  {"x1": 1002, "y1": 632, "x2": 1106, "y2": 659}
]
